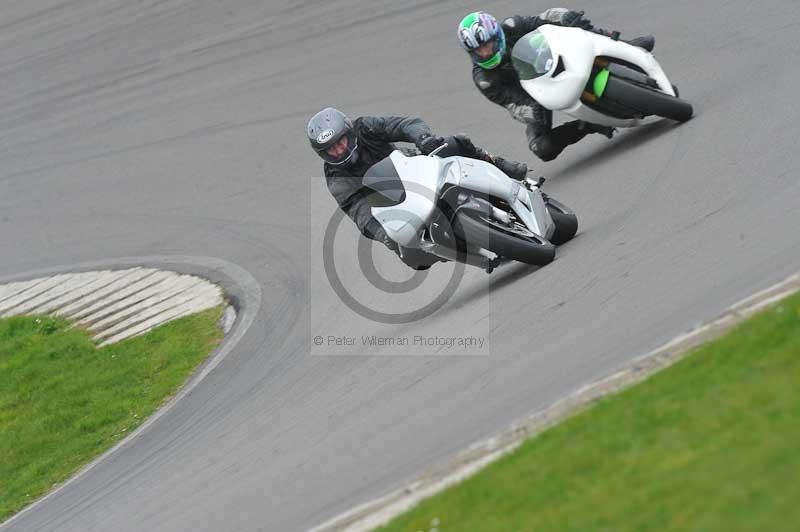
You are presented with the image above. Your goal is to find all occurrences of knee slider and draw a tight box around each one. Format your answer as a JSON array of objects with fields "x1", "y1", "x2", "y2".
[{"x1": 530, "y1": 136, "x2": 559, "y2": 162}]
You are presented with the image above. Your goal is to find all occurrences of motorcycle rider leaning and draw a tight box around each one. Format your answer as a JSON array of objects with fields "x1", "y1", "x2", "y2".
[
  {"x1": 458, "y1": 9, "x2": 655, "y2": 161},
  {"x1": 307, "y1": 107, "x2": 529, "y2": 270}
]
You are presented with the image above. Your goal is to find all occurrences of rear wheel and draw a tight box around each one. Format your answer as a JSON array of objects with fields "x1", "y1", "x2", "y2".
[
  {"x1": 604, "y1": 75, "x2": 693, "y2": 122},
  {"x1": 453, "y1": 212, "x2": 555, "y2": 266}
]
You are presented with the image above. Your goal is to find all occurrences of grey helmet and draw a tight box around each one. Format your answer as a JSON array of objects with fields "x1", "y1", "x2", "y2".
[{"x1": 307, "y1": 107, "x2": 359, "y2": 166}]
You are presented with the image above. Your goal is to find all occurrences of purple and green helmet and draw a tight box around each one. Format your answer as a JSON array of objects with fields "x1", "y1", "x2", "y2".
[{"x1": 457, "y1": 12, "x2": 506, "y2": 69}]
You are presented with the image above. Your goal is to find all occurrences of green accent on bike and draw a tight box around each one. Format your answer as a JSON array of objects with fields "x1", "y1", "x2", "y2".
[
  {"x1": 593, "y1": 68, "x2": 610, "y2": 98},
  {"x1": 460, "y1": 12, "x2": 479, "y2": 30},
  {"x1": 478, "y1": 53, "x2": 502, "y2": 69}
]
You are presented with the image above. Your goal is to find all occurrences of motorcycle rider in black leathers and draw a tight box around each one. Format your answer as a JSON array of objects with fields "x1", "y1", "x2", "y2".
[
  {"x1": 457, "y1": 8, "x2": 655, "y2": 161},
  {"x1": 307, "y1": 107, "x2": 529, "y2": 270}
]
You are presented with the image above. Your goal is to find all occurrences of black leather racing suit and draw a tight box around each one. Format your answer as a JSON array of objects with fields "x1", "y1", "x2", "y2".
[
  {"x1": 472, "y1": 9, "x2": 607, "y2": 161},
  {"x1": 324, "y1": 116, "x2": 429, "y2": 244}
]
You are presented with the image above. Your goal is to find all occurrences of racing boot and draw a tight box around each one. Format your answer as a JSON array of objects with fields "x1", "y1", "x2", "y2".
[
  {"x1": 578, "y1": 121, "x2": 616, "y2": 139},
  {"x1": 493, "y1": 157, "x2": 529, "y2": 181}
]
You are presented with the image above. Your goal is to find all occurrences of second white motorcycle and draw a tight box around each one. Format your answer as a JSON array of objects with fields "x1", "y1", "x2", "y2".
[{"x1": 510, "y1": 24, "x2": 693, "y2": 127}]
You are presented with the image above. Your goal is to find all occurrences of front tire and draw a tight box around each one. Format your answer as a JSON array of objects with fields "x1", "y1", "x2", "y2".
[
  {"x1": 453, "y1": 212, "x2": 555, "y2": 266},
  {"x1": 604, "y1": 75, "x2": 693, "y2": 122},
  {"x1": 546, "y1": 198, "x2": 578, "y2": 245}
]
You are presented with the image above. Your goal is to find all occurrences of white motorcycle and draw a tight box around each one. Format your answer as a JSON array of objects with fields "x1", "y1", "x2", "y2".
[
  {"x1": 510, "y1": 24, "x2": 693, "y2": 126},
  {"x1": 362, "y1": 144, "x2": 578, "y2": 272}
]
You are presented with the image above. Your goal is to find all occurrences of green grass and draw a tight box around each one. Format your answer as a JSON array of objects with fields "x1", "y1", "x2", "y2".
[
  {"x1": 0, "y1": 307, "x2": 224, "y2": 521},
  {"x1": 381, "y1": 293, "x2": 800, "y2": 532}
]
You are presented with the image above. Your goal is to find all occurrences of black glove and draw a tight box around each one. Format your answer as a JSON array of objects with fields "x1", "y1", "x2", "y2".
[
  {"x1": 417, "y1": 134, "x2": 445, "y2": 155},
  {"x1": 493, "y1": 157, "x2": 528, "y2": 181},
  {"x1": 452, "y1": 133, "x2": 494, "y2": 162},
  {"x1": 562, "y1": 10, "x2": 593, "y2": 30}
]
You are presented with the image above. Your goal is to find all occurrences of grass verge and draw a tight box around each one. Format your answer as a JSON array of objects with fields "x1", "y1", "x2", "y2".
[
  {"x1": 0, "y1": 307, "x2": 224, "y2": 521},
  {"x1": 380, "y1": 292, "x2": 800, "y2": 532}
]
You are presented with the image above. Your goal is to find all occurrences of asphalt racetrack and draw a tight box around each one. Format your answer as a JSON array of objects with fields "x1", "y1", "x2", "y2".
[{"x1": 2, "y1": 1, "x2": 799, "y2": 531}]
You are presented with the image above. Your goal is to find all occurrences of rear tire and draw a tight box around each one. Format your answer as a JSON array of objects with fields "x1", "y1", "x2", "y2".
[
  {"x1": 604, "y1": 75, "x2": 693, "y2": 122},
  {"x1": 453, "y1": 212, "x2": 555, "y2": 266}
]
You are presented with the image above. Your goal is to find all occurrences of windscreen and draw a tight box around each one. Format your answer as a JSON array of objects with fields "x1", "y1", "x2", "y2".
[
  {"x1": 362, "y1": 156, "x2": 406, "y2": 207},
  {"x1": 511, "y1": 30, "x2": 554, "y2": 80}
]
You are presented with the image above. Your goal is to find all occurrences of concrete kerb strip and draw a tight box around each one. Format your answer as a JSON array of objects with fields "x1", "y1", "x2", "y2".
[
  {"x1": 0, "y1": 256, "x2": 262, "y2": 530},
  {"x1": 0, "y1": 268, "x2": 224, "y2": 345},
  {"x1": 310, "y1": 271, "x2": 800, "y2": 532}
]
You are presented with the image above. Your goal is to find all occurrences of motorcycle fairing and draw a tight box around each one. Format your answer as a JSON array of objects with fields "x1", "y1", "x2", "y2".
[
  {"x1": 441, "y1": 156, "x2": 554, "y2": 239},
  {"x1": 370, "y1": 151, "x2": 443, "y2": 247},
  {"x1": 516, "y1": 25, "x2": 677, "y2": 127},
  {"x1": 371, "y1": 151, "x2": 555, "y2": 248}
]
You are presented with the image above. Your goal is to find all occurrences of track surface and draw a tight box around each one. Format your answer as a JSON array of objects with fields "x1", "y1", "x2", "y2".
[{"x1": 2, "y1": 1, "x2": 799, "y2": 530}]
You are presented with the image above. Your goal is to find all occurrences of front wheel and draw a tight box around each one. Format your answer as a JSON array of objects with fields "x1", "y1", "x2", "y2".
[
  {"x1": 604, "y1": 75, "x2": 693, "y2": 122},
  {"x1": 546, "y1": 198, "x2": 578, "y2": 245},
  {"x1": 453, "y1": 212, "x2": 555, "y2": 266}
]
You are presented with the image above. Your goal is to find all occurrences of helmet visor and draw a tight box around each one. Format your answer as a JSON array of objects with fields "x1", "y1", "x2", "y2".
[
  {"x1": 469, "y1": 31, "x2": 505, "y2": 69},
  {"x1": 317, "y1": 130, "x2": 358, "y2": 165},
  {"x1": 470, "y1": 39, "x2": 499, "y2": 60}
]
